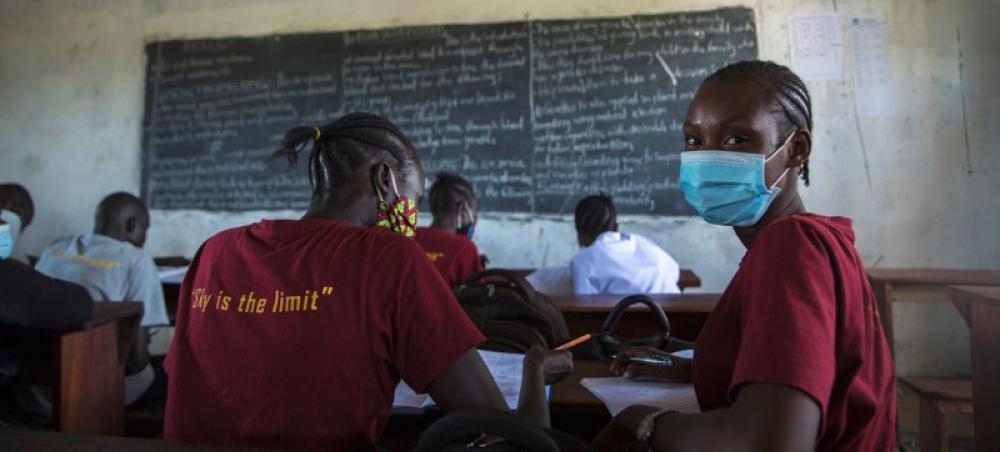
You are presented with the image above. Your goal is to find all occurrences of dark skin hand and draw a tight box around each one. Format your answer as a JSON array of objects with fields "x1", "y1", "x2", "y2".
[
  {"x1": 593, "y1": 77, "x2": 821, "y2": 452},
  {"x1": 428, "y1": 346, "x2": 573, "y2": 428}
]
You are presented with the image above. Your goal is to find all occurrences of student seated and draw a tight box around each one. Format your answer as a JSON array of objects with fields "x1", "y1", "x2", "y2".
[
  {"x1": 414, "y1": 172, "x2": 484, "y2": 287},
  {"x1": 164, "y1": 113, "x2": 570, "y2": 450},
  {"x1": 1, "y1": 187, "x2": 93, "y2": 427},
  {"x1": 528, "y1": 194, "x2": 680, "y2": 295},
  {"x1": 593, "y1": 61, "x2": 895, "y2": 451},
  {"x1": 0, "y1": 185, "x2": 93, "y2": 329},
  {"x1": 34, "y1": 192, "x2": 168, "y2": 406},
  {"x1": 572, "y1": 194, "x2": 680, "y2": 295}
]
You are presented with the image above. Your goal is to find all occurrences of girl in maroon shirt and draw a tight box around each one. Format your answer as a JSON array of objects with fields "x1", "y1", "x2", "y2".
[
  {"x1": 595, "y1": 61, "x2": 896, "y2": 451},
  {"x1": 415, "y1": 172, "x2": 484, "y2": 287},
  {"x1": 165, "y1": 113, "x2": 571, "y2": 450}
]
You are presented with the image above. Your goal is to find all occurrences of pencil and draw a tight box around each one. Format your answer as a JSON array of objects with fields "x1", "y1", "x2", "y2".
[{"x1": 554, "y1": 333, "x2": 592, "y2": 351}]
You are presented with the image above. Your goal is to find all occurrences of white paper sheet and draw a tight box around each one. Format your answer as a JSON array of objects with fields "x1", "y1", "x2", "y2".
[
  {"x1": 852, "y1": 17, "x2": 896, "y2": 117},
  {"x1": 670, "y1": 349, "x2": 694, "y2": 360},
  {"x1": 788, "y1": 14, "x2": 843, "y2": 80},
  {"x1": 158, "y1": 266, "x2": 188, "y2": 284},
  {"x1": 580, "y1": 377, "x2": 700, "y2": 416},
  {"x1": 392, "y1": 350, "x2": 525, "y2": 410},
  {"x1": 525, "y1": 266, "x2": 573, "y2": 296}
]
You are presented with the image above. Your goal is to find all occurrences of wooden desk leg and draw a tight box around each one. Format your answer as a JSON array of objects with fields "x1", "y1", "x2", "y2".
[
  {"x1": 919, "y1": 399, "x2": 946, "y2": 452},
  {"x1": 871, "y1": 279, "x2": 895, "y2": 357},
  {"x1": 969, "y1": 303, "x2": 1000, "y2": 452},
  {"x1": 55, "y1": 322, "x2": 125, "y2": 435}
]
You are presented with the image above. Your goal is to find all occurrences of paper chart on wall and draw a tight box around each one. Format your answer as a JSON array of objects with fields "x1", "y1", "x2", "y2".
[
  {"x1": 580, "y1": 377, "x2": 700, "y2": 416},
  {"x1": 788, "y1": 14, "x2": 843, "y2": 80},
  {"x1": 852, "y1": 17, "x2": 896, "y2": 117}
]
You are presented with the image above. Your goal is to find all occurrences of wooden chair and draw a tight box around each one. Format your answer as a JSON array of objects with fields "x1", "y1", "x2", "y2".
[{"x1": 898, "y1": 377, "x2": 974, "y2": 452}]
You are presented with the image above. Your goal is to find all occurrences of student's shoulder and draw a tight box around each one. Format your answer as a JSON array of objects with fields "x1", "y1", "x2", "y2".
[
  {"x1": 363, "y1": 228, "x2": 435, "y2": 271},
  {"x1": 416, "y1": 227, "x2": 477, "y2": 251},
  {"x1": 41, "y1": 234, "x2": 82, "y2": 253},
  {"x1": 201, "y1": 223, "x2": 256, "y2": 248},
  {"x1": 750, "y1": 214, "x2": 857, "y2": 268},
  {"x1": 758, "y1": 213, "x2": 853, "y2": 245}
]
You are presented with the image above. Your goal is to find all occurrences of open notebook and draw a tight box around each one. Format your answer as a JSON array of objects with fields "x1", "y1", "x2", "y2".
[
  {"x1": 580, "y1": 378, "x2": 700, "y2": 416},
  {"x1": 581, "y1": 349, "x2": 700, "y2": 416},
  {"x1": 393, "y1": 350, "x2": 525, "y2": 410}
]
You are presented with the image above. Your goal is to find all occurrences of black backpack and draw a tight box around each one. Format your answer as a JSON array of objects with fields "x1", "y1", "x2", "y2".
[
  {"x1": 454, "y1": 269, "x2": 571, "y2": 353},
  {"x1": 415, "y1": 409, "x2": 591, "y2": 452}
]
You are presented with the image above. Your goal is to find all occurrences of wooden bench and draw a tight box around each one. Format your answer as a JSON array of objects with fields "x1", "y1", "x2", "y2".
[
  {"x1": 2, "y1": 302, "x2": 143, "y2": 435},
  {"x1": 898, "y1": 377, "x2": 974, "y2": 452}
]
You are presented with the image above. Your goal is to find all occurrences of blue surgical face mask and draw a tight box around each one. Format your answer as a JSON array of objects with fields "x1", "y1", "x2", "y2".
[
  {"x1": 0, "y1": 224, "x2": 12, "y2": 260},
  {"x1": 679, "y1": 132, "x2": 794, "y2": 227},
  {"x1": 456, "y1": 204, "x2": 476, "y2": 240},
  {"x1": 0, "y1": 210, "x2": 21, "y2": 259}
]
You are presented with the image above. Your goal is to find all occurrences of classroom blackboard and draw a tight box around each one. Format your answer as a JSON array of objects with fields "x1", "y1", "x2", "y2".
[{"x1": 142, "y1": 8, "x2": 757, "y2": 214}]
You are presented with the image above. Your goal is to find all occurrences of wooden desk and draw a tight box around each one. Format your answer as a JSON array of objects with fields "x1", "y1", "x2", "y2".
[
  {"x1": 509, "y1": 268, "x2": 702, "y2": 291},
  {"x1": 550, "y1": 293, "x2": 719, "y2": 342},
  {"x1": 950, "y1": 286, "x2": 1000, "y2": 452},
  {"x1": 2, "y1": 302, "x2": 143, "y2": 435},
  {"x1": 867, "y1": 268, "x2": 1000, "y2": 357},
  {"x1": 0, "y1": 430, "x2": 238, "y2": 451},
  {"x1": 549, "y1": 360, "x2": 616, "y2": 441}
]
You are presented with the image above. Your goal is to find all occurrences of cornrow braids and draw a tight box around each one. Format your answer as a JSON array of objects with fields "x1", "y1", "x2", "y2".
[
  {"x1": 575, "y1": 193, "x2": 617, "y2": 241},
  {"x1": 270, "y1": 112, "x2": 421, "y2": 197},
  {"x1": 705, "y1": 60, "x2": 814, "y2": 185},
  {"x1": 428, "y1": 172, "x2": 476, "y2": 218}
]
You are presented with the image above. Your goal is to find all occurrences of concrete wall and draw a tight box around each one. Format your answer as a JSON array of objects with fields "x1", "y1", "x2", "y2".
[{"x1": 1, "y1": 0, "x2": 997, "y2": 376}]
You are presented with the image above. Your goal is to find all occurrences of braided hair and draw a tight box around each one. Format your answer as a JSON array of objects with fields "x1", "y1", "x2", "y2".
[
  {"x1": 271, "y1": 112, "x2": 421, "y2": 198},
  {"x1": 428, "y1": 172, "x2": 476, "y2": 218},
  {"x1": 575, "y1": 193, "x2": 617, "y2": 246},
  {"x1": 705, "y1": 60, "x2": 814, "y2": 185}
]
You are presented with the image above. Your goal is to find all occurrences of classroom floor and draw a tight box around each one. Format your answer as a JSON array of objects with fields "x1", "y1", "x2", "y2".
[{"x1": 897, "y1": 385, "x2": 976, "y2": 452}]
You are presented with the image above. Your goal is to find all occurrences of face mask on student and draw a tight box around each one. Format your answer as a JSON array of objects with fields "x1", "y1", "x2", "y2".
[
  {"x1": 0, "y1": 210, "x2": 21, "y2": 259},
  {"x1": 679, "y1": 131, "x2": 795, "y2": 227},
  {"x1": 375, "y1": 168, "x2": 418, "y2": 238},
  {"x1": 456, "y1": 204, "x2": 476, "y2": 240}
]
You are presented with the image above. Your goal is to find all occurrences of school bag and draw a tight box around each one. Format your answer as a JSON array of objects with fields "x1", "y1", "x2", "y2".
[
  {"x1": 454, "y1": 269, "x2": 571, "y2": 353},
  {"x1": 414, "y1": 409, "x2": 591, "y2": 452}
]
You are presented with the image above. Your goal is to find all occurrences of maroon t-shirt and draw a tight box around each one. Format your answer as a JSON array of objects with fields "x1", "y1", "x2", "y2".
[
  {"x1": 164, "y1": 219, "x2": 484, "y2": 450},
  {"x1": 693, "y1": 214, "x2": 896, "y2": 451},
  {"x1": 414, "y1": 226, "x2": 483, "y2": 288}
]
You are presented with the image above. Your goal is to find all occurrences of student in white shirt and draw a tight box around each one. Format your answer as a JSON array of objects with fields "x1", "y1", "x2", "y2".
[
  {"x1": 570, "y1": 194, "x2": 680, "y2": 295},
  {"x1": 34, "y1": 192, "x2": 168, "y2": 407}
]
